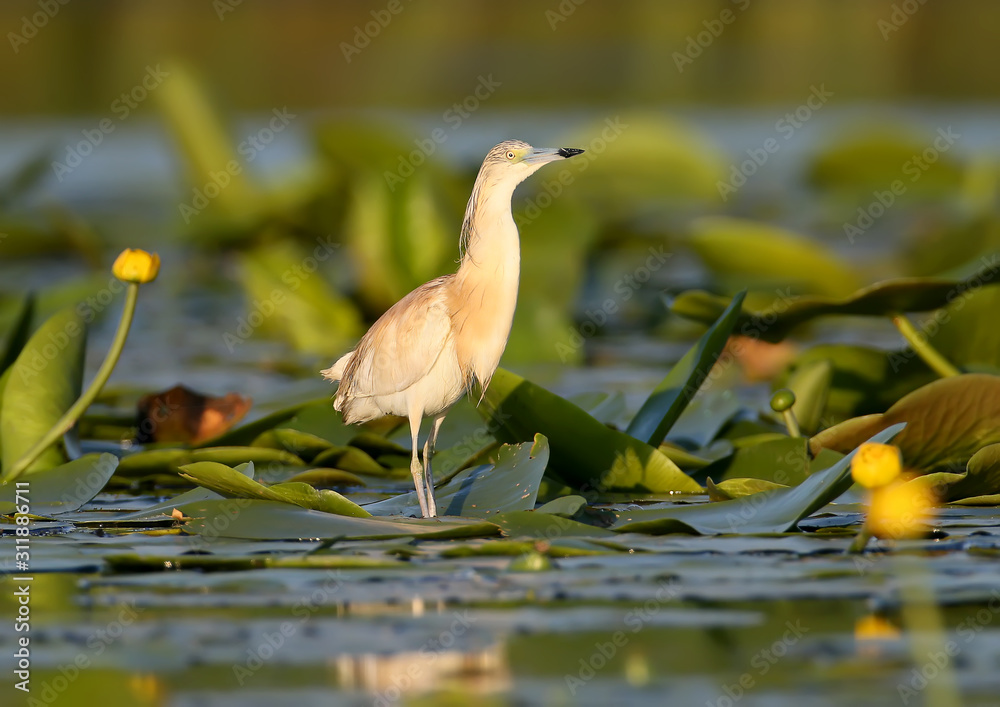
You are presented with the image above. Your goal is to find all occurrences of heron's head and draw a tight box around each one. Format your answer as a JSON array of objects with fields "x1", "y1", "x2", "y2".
[{"x1": 479, "y1": 139, "x2": 585, "y2": 189}]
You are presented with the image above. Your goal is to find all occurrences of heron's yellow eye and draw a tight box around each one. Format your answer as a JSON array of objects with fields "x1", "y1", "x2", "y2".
[{"x1": 506, "y1": 151, "x2": 515, "y2": 160}]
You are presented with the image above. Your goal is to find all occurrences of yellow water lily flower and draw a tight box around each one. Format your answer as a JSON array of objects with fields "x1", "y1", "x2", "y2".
[
  {"x1": 851, "y1": 442, "x2": 903, "y2": 489},
  {"x1": 113, "y1": 249, "x2": 161, "y2": 284},
  {"x1": 866, "y1": 480, "x2": 935, "y2": 539}
]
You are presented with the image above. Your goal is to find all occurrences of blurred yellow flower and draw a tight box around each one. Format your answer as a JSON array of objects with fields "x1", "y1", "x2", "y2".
[
  {"x1": 866, "y1": 480, "x2": 936, "y2": 539},
  {"x1": 851, "y1": 442, "x2": 903, "y2": 489},
  {"x1": 854, "y1": 614, "x2": 900, "y2": 641},
  {"x1": 113, "y1": 249, "x2": 160, "y2": 284}
]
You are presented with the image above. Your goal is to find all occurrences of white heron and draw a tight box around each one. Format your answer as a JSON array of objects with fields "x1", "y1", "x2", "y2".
[{"x1": 322, "y1": 140, "x2": 584, "y2": 517}]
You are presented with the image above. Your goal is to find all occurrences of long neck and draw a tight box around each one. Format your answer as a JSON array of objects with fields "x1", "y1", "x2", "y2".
[
  {"x1": 459, "y1": 178, "x2": 520, "y2": 274},
  {"x1": 452, "y1": 177, "x2": 521, "y2": 390}
]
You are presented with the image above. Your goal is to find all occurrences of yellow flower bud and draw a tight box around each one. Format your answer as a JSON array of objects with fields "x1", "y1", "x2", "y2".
[
  {"x1": 851, "y1": 442, "x2": 903, "y2": 489},
  {"x1": 113, "y1": 249, "x2": 160, "y2": 284},
  {"x1": 865, "y1": 480, "x2": 935, "y2": 540}
]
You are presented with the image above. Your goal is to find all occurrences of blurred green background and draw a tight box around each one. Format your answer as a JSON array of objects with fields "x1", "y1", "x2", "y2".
[{"x1": 0, "y1": 0, "x2": 998, "y2": 404}]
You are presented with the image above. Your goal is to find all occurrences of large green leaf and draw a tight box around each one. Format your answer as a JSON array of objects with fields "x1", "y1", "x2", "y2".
[
  {"x1": 810, "y1": 374, "x2": 1000, "y2": 472},
  {"x1": 198, "y1": 398, "x2": 320, "y2": 447},
  {"x1": 685, "y1": 217, "x2": 861, "y2": 298},
  {"x1": 237, "y1": 240, "x2": 363, "y2": 356},
  {"x1": 926, "y1": 278, "x2": 1000, "y2": 371},
  {"x1": 782, "y1": 358, "x2": 832, "y2": 435},
  {"x1": 116, "y1": 446, "x2": 305, "y2": 477},
  {"x1": 365, "y1": 435, "x2": 549, "y2": 518},
  {"x1": 0, "y1": 307, "x2": 86, "y2": 476},
  {"x1": 0, "y1": 292, "x2": 35, "y2": 375},
  {"x1": 774, "y1": 343, "x2": 935, "y2": 423},
  {"x1": 627, "y1": 290, "x2": 745, "y2": 445},
  {"x1": 180, "y1": 499, "x2": 500, "y2": 540},
  {"x1": 670, "y1": 259, "x2": 1000, "y2": 343},
  {"x1": 694, "y1": 437, "x2": 814, "y2": 487},
  {"x1": 611, "y1": 424, "x2": 905, "y2": 535},
  {"x1": 0, "y1": 453, "x2": 117, "y2": 515},
  {"x1": 807, "y1": 127, "x2": 965, "y2": 197},
  {"x1": 178, "y1": 460, "x2": 370, "y2": 517},
  {"x1": 480, "y1": 369, "x2": 702, "y2": 494}
]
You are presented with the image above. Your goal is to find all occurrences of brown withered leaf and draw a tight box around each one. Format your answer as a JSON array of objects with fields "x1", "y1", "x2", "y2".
[{"x1": 136, "y1": 385, "x2": 252, "y2": 444}]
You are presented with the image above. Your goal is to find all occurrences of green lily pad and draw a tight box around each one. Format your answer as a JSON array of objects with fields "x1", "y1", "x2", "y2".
[
  {"x1": 0, "y1": 453, "x2": 118, "y2": 515},
  {"x1": 671, "y1": 260, "x2": 1000, "y2": 344},
  {"x1": 480, "y1": 369, "x2": 701, "y2": 494},
  {"x1": 313, "y1": 445, "x2": 386, "y2": 475},
  {"x1": 284, "y1": 468, "x2": 366, "y2": 488},
  {"x1": 695, "y1": 437, "x2": 814, "y2": 486},
  {"x1": 0, "y1": 292, "x2": 34, "y2": 375},
  {"x1": 685, "y1": 217, "x2": 861, "y2": 298},
  {"x1": 627, "y1": 290, "x2": 745, "y2": 446},
  {"x1": 611, "y1": 423, "x2": 905, "y2": 535},
  {"x1": 810, "y1": 374, "x2": 1000, "y2": 472},
  {"x1": 926, "y1": 276, "x2": 1000, "y2": 371},
  {"x1": 178, "y1": 460, "x2": 370, "y2": 517},
  {"x1": 493, "y1": 510, "x2": 616, "y2": 539},
  {"x1": 775, "y1": 343, "x2": 936, "y2": 422},
  {"x1": 941, "y1": 444, "x2": 1000, "y2": 503},
  {"x1": 198, "y1": 399, "x2": 318, "y2": 447},
  {"x1": 535, "y1": 495, "x2": 588, "y2": 517},
  {"x1": 706, "y1": 477, "x2": 788, "y2": 501},
  {"x1": 1, "y1": 307, "x2": 86, "y2": 476},
  {"x1": 251, "y1": 428, "x2": 334, "y2": 462},
  {"x1": 782, "y1": 358, "x2": 832, "y2": 435},
  {"x1": 180, "y1": 499, "x2": 501, "y2": 540},
  {"x1": 364, "y1": 435, "x2": 549, "y2": 518},
  {"x1": 116, "y1": 446, "x2": 305, "y2": 477}
]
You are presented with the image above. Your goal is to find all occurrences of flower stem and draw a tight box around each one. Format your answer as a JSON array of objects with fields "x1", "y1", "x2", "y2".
[
  {"x1": 890, "y1": 312, "x2": 961, "y2": 378},
  {"x1": 5, "y1": 283, "x2": 140, "y2": 482},
  {"x1": 847, "y1": 526, "x2": 872, "y2": 554},
  {"x1": 781, "y1": 409, "x2": 801, "y2": 438}
]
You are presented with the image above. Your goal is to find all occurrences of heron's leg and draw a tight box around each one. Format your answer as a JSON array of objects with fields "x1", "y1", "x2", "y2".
[
  {"x1": 422, "y1": 413, "x2": 446, "y2": 518},
  {"x1": 407, "y1": 409, "x2": 430, "y2": 518}
]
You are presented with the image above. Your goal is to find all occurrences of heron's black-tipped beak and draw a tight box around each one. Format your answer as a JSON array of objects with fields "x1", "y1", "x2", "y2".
[{"x1": 558, "y1": 148, "x2": 585, "y2": 158}]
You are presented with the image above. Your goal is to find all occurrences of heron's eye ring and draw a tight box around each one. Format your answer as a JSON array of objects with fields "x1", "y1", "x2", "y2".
[{"x1": 506, "y1": 151, "x2": 515, "y2": 160}]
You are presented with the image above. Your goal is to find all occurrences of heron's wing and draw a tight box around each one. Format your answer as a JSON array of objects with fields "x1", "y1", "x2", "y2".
[{"x1": 340, "y1": 276, "x2": 455, "y2": 399}]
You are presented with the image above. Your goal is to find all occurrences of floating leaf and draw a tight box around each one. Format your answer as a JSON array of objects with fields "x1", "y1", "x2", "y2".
[
  {"x1": 535, "y1": 495, "x2": 587, "y2": 517},
  {"x1": 706, "y1": 477, "x2": 787, "y2": 501},
  {"x1": 0, "y1": 453, "x2": 117, "y2": 515},
  {"x1": 686, "y1": 217, "x2": 861, "y2": 298},
  {"x1": 493, "y1": 510, "x2": 616, "y2": 539},
  {"x1": 1, "y1": 307, "x2": 86, "y2": 476},
  {"x1": 943, "y1": 444, "x2": 1000, "y2": 503},
  {"x1": 810, "y1": 374, "x2": 1000, "y2": 472},
  {"x1": 480, "y1": 369, "x2": 701, "y2": 494},
  {"x1": 782, "y1": 358, "x2": 832, "y2": 435},
  {"x1": 807, "y1": 127, "x2": 965, "y2": 197},
  {"x1": 695, "y1": 437, "x2": 814, "y2": 487},
  {"x1": 180, "y1": 499, "x2": 500, "y2": 540},
  {"x1": 116, "y1": 446, "x2": 305, "y2": 477},
  {"x1": 926, "y1": 276, "x2": 1000, "y2": 371},
  {"x1": 611, "y1": 424, "x2": 905, "y2": 535},
  {"x1": 0, "y1": 292, "x2": 34, "y2": 375},
  {"x1": 627, "y1": 290, "x2": 745, "y2": 446},
  {"x1": 284, "y1": 468, "x2": 365, "y2": 488},
  {"x1": 775, "y1": 343, "x2": 936, "y2": 423},
  {"x1": 237, "y1": 240, "x2": 363, "y2": 356},
  {"x1": 178, "y1": 460, "x2": 370, "y2": 517},
  {"x1": 365, "y1": 435, "x2": 549, "y2": 518},
  {"x1": 671, "y1": 259, "x2": 1000, "y2": 343},
  {"x1": 198, "y1": 399, "x2": 319, "y2": 447},
  {"x1": 252, "y1": 428, "x2": 335, "y2": 462}
]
